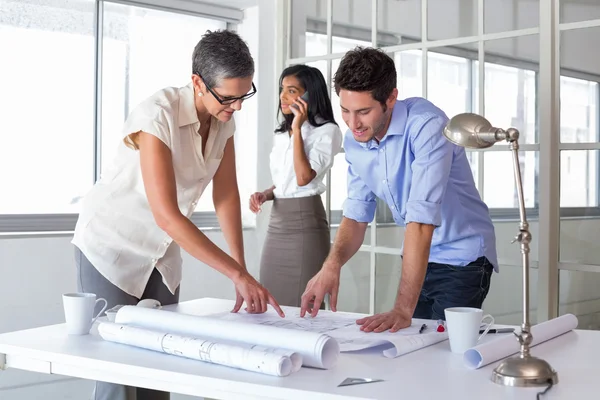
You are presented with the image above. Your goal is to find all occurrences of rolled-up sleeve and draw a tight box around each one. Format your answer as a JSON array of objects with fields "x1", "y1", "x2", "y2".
[
  {"x1": 342, "y1": 155, "x2": 376, "y2": 223},
  {"x1": 308, "y1": 124, "x2": 343, "y2": 179},
  {"x1": 405, "y1": 115, "x2": 453, "y2": 227}
]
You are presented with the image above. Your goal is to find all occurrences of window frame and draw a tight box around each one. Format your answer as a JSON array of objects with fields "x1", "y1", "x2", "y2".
[
  {"x1": 0, "y1": 0, "x2": 244, "y2": 234},
  {"x1": 304, "y1": 28, "x2": 600, "y2": 225}
]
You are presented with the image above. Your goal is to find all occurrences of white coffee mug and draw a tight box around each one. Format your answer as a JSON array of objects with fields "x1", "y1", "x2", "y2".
[
  {"x1": 444, "y1": 307, "x2": 494, "y2": 354},
  {"x1": 62, "y1": 293, "x2": 108, "y2": 335}
]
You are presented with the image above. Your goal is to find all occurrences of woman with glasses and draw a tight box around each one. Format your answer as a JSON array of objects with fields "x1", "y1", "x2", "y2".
[
  {"x1": 249, "y1": 65, "x2": 343, "y2": 307},
  {"x1": 72, "y1": 30, "x2": 282, "y2": 400}
]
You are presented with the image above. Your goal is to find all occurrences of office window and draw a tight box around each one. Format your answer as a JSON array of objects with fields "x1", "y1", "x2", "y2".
[
  {"x1": 560, "y1": 150, "x2": 599, "y2": 207},
  {"x1": 483, "y1": 151, "x2": 538, "y2": 208},
  {"x1": 395, "y1": 50, "x2": 423, "y2": 98},
  {"x1": 465, "y1": 152, "x2": 480, "y2": 190},
  {"x1": 478, "y1": 63, "x2": 537, "y2": 144},
  {"x1": 0, "y1": 0, "x2": 96, "y2": 214},
  {"x1": 305, "y1": 34, "x2": 371, "y2": 213},
  {"x1": 305, "y1": 32, "x2": 370, "y2": 57},
  {"x1": 560, "y1": 76, "x2": 598, "y2": 143},
  {"x1": 428, "y1": 51, "x2": 470, "y2": 118},
  {"x1": 305, "y1": 33, "x2": 370, "y2": 137},
  {"x1": 329, "y1": 153, "x2": 349, "y2": 211},
  {"x1": 304, "y1": 31, "x2": 600, "y2": 217},
  {"x1": 330, "y1": 37, "x2": 371, "y2": 137},
  {"x1": 101, "y1": 3, "x2": 226, "y2": 213},
  {"x1": 0, "y1": 0, "x2": 251, "y2": 232},
  {"x1": 560, "y1": 77, "x2": 599, "y2": 208},
  {"x1": 475, "y1": 62, "x2": 537, "y2": 208}
]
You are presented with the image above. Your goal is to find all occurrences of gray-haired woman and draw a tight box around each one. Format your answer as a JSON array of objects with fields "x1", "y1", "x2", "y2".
[{"x1": 72, "y1": 30, "x2": 283, "y2": 400}]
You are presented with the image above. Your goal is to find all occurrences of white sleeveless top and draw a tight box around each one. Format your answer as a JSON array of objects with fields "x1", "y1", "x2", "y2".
[{"x1": 72, "y1": 82, "x2": 234, "y2": 298}]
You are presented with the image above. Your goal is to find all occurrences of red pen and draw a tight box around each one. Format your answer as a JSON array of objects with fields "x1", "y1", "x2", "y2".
[{"x1": 436, "y1": 319, "x2": 446, "y2": 332}]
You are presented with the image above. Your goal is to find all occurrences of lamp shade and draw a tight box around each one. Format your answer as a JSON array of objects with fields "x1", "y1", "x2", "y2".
[{"x1": 443, "y1": 113, "x2": 502, "y2": 149}]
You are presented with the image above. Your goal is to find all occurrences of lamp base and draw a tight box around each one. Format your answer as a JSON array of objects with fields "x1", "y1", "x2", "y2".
[{"x1": 491, "y1": 355, "x2": 558, "y2": 387}]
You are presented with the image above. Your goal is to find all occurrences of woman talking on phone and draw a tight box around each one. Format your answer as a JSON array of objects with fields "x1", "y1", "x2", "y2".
[{"x1": 249, "y1": 65, "x2": 342, "y2": 307}]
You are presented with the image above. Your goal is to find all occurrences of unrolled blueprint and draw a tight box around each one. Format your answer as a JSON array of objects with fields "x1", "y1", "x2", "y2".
[{"x1": 211, "y1": 307, "x2": 448, "y2": 358}]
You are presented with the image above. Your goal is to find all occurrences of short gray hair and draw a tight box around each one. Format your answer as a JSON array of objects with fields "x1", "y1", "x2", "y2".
[{"x1": 192, "y1": 30, "x2": 254, "y2": 88}]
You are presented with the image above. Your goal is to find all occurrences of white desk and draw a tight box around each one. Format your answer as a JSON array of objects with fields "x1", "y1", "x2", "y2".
[{"x1": 0, "y1": 298, "x2": 597, "y2": 399}]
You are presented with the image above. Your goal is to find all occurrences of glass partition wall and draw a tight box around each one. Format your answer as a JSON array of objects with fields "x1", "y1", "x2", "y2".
[
  {"x1": 284, "y1": 0, "x2": 600, "y2": 328},
  {"x1": 557, "y1": 3, "x2": 600, "y2": 330}
]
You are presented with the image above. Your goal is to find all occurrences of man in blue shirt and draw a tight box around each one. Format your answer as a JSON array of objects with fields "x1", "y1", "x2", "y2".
[{"x1": 300, "y1": 47, "x2": 497, "y2": 333}]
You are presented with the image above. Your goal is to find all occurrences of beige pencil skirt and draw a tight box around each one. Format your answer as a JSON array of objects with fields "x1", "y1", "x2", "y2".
[{"x1": 259, "y1": 195, "x2": 331, "y2": 307}]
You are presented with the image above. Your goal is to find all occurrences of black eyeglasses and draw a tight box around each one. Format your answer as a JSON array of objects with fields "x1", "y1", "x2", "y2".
[{"x1": 194, "y1": 72, "x2": 257, "y2": 105}]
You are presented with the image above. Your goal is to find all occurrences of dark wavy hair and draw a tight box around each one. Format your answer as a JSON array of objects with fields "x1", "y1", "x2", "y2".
[
  {"x1": 275, "y1": 65, "x2": 337, "y2": 133},
  {"x1": 334, "y1": 46, "x2": 397, "y2": 108}
]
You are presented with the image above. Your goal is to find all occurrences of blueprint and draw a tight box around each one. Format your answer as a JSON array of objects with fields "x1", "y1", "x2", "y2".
[
  {"x1": 98, "y1": 322, "x2": 295, "y2": 377},
  {"x1": 213, "y1": 307, "x2": 358, "y2": 334},
  {"x1": 211, "y1": 306, "x2": 448, "y2": 358},
  {"x1": 112, "y1": 306, "x2": 339, "y2": 369}
]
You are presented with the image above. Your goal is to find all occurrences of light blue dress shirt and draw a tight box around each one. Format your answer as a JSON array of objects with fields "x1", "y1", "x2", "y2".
[{"x1": 342, "y1": 98, "x2": 498, "y2": 270}]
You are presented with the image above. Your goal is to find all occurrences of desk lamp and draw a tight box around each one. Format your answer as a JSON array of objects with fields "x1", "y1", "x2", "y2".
[{"x1": 443, "y1": 113, "x2": 558, "y2": 387}]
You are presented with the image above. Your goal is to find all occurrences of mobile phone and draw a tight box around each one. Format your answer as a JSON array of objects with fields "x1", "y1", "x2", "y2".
[{"x1": 291, "y1": 92, "x2": 309, "y2": 109}]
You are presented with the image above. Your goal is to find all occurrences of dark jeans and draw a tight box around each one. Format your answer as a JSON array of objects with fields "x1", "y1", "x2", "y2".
[{"x1": 412, "y1": 257, "x2": 494, "y2": 321}]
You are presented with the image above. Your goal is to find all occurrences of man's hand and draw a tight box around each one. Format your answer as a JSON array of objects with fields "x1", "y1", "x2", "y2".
[
  {"x1": 356, "y1": 222, "x2": 433, "y2": 333},
  {"x1": 231, "y1": 271, "x2": 285, "y2": 317},
  {"x1": 356, "y1": 308, "x2": 411, "y2": 333},
  {"x1": 300, "y1": 266, "x2": 340, "y2": 317}
]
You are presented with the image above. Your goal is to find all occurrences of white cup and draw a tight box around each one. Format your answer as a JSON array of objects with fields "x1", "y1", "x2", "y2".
[
  {"x1": 444, "y1": 307, "x2": 494, "y2": 354},
  {"x1": 62, "y1": 293, "x2": 108, "y2": 335}
]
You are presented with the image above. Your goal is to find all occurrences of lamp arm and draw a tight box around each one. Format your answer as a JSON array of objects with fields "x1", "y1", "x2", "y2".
[
  {"x1": 508, "y1": 132, "x2": 533, "y2": 357},
  {"x1": 509, "y1": 134, "x2": 527, "y2": 226}
]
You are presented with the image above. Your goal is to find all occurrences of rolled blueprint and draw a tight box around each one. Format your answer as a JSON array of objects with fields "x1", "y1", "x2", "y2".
[
  {"x1": 239, "y1": 344, "x2": 303, "y2": 373},
  {"x1": 463, "y1": 313, "x2": 578, "y2": 369},
  {"x1": 98, "y1": 322, "x2": 293, "y2": 377},
  {"x1": 114, "y1": 306, "x2": 339, "y2": 369}
]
